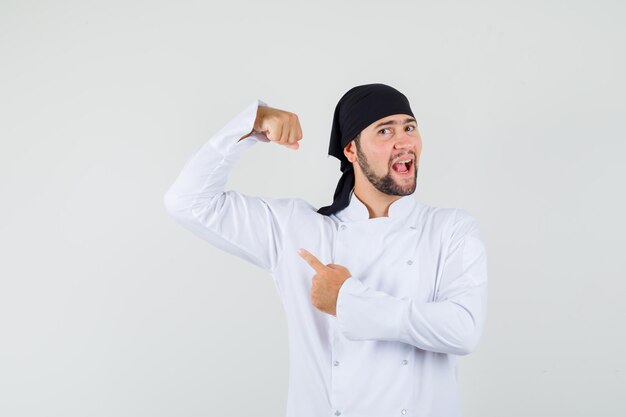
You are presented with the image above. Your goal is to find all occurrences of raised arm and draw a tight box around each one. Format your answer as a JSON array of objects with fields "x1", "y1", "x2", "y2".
[
  {"x1": 163, "y1": 99, "x2": 302, "y2": 274},
  {"x1": 335, "y1": 209, "x2": 489, "y2": 355}
]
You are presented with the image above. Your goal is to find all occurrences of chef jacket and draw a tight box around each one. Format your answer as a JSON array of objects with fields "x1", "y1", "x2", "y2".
[{"x1": 163, "y1": 99, "x2": 489, "y2": 417}]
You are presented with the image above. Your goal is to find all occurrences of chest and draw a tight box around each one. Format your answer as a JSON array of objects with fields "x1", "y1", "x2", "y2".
[{"x1": 331, "y1": 220, "x2": 442, "y2": 302}]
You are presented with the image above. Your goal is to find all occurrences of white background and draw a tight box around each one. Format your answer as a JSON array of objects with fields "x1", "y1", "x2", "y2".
[{"x1": 1, "y1": 0, "x2": 624, "y2": 416}]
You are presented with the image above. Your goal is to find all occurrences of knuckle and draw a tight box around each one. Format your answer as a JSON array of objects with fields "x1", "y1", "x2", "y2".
[{"x1": 268, "y1": 114, "x2": 281, "y2": 125}]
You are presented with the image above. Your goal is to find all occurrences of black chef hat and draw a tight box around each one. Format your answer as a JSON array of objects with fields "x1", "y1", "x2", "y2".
[{"x1": 317, "y1": 83, "x2": 415, "y2": 216}]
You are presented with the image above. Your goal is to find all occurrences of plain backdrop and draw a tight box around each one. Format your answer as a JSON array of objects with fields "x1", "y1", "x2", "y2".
[{"x1": 1, "y1": 1, "x2": 625, "y2": 416}]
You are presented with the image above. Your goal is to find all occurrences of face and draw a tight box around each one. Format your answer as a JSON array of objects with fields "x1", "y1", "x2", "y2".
[{"x1": 345, "y1": 114, "x2": 422, "y2": 196}]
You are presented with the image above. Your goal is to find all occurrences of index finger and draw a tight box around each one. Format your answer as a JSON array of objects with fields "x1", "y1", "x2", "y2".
[{"x1": 297, "y1": 248, "x2": 325, "y2": 272}]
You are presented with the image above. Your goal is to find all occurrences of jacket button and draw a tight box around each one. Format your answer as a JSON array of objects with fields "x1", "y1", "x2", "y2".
[
  {"x1": 334, "y1": 360, "x2": 340, "y2": 366},
  {"x1": 340, "y1": 224, "x2": 347, "y2": 230},
  {"x1": 407, "y1": 260, "x2": 413, "y2": 265},
  {"x1": 402, "y1": 359, "x2": 408, "y2": 365},
  {"x1": 401, "y1": 409, "x2": 407, "y2": 415},
  {"x1": 335, "y1": 411, "x2": 341, "y2": 416}
]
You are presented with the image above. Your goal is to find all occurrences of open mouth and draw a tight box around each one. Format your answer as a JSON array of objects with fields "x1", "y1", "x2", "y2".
[{"x1": 391, "y1": 159, "x2": 414, "y2": 176}]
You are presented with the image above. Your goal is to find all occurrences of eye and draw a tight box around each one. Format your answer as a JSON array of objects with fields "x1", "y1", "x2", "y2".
[{"x1": 379, "y1": 125, "x2": 417, "y2": 135}]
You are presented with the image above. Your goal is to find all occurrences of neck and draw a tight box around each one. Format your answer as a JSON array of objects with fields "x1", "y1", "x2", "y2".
[{"x1": 353, "y1": 179, "x2": 402, "y2": 219}]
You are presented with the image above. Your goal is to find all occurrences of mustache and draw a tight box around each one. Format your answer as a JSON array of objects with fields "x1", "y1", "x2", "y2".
[{"x1": 390, "y1": 151, "x2": 416, "y2": 164}]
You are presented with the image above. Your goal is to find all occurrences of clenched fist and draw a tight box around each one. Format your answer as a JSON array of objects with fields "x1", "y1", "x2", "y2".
[
  {"x1": 297, "y1": 248, "x2": 352, "y2": 316},
  {"x1": 239, "y1": 105, "x2": 303, "y2": 150}
]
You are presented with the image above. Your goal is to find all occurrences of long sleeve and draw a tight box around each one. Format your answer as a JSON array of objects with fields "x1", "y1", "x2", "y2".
[
  {"x1": 335, "y1": 209, "x2": 488, "y2": 355},
  {"x1": 163, "y1": 99, "x2": 297, "y2": 274}
]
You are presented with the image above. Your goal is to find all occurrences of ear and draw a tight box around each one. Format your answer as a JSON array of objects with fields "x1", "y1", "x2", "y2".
[{"x1": 343, "y1": 140, "x2": 356, "y2": 163}]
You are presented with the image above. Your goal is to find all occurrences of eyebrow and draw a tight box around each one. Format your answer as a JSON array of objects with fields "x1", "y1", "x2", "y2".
[{"x1": 373, "y1": 117, "x2": 418, "y2": 129}]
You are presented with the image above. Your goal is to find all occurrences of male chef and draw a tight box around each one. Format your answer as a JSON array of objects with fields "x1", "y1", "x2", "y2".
[{"x1": 164, "y1": 83, "x2": 488, "y2": 417}]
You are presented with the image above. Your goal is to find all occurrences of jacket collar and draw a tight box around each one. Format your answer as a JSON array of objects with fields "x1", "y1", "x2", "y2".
[{"x1": 336, "y1": 188, "x2": 417, "y2": 222}]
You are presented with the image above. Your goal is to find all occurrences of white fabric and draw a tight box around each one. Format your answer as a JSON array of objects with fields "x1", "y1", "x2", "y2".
[{"x1": 163, "y1": 99, "x2": 489, "y2": 417}]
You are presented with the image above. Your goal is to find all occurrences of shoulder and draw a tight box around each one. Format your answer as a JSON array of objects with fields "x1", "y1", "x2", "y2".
[
  {"x1": 251, "y1": 195, "x2": 310, "y2": 215},
  {"x1": 415, "y1": 202, "x2": 482, "y2": 240},
  {"x1": 285, "y1": 198, "x2": 346, "y2": 230},
  {"x1": 258, "y1": 196, "x2": 326, "y2": 222}
]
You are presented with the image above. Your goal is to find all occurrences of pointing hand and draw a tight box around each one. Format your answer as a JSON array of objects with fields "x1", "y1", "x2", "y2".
[{"x1": 297, "y1": 248, "x2": 352, "y2": 316}]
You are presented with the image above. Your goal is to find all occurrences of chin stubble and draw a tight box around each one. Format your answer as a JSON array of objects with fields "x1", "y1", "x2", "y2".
[{"x1": 355, "y1": 146, "x2": 417, "y2": 196}]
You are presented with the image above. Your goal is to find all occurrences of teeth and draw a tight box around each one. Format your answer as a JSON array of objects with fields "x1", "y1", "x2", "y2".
[{"x1": 396, "y1": 159, "x2": 411, "y2": 164}]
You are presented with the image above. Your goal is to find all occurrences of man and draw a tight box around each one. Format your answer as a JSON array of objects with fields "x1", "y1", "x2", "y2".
[{"x1": 163, "y1": 83, "x2": 488, "y2": 417}]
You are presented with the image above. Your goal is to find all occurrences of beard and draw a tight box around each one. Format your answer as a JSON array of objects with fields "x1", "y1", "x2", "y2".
[{"x1": 355, "y1": 145, "x2": 417, "y2": 196}]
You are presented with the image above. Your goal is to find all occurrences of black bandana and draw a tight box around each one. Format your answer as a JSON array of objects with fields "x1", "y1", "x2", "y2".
[{"x1": 317, "y1": 83, "x2": 415, "y2": 216}]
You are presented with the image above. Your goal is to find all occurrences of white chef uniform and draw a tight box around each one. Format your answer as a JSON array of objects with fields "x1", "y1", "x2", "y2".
[{"x1": 163, "y1": 99, "x2": 489, "y2": 417}]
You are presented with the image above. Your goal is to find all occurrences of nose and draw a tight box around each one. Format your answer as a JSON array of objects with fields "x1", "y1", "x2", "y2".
[{"x1": 394, "y1": 133, "x2": 413, "y2": 150}]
